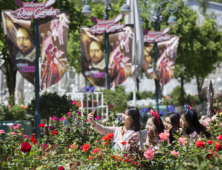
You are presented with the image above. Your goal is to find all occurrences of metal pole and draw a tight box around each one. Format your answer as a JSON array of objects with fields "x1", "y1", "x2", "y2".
[
  {"x1": 33, "y1": 0, "x2": 40, "y2": 138},
  {"x1": 105, "y1": 0, "x2": 110, "y2": 89},
  {"x1": 154, "y1": 22, "x2": 159, "y2": 112}
]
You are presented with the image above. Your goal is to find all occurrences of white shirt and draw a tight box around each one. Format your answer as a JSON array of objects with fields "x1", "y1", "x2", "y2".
[
  {"x1": 16, "y1": 48, "x2": 36, "y2": 62},
  {"x1": 89, "y1": 58, "x2": 106, "y2": 70}
]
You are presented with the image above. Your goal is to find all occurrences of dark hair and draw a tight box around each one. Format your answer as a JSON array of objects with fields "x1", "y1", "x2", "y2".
[
  {"x1": 181, "y1": 110, "x2": 211, "y2": 138},
  {"x1": 124, "y1": 107, "x2": 141, "y2": 132},
  {"x1": 165, "y1": 112, "x2": 180, "y2": 143},
  {"x1": 147, "y1": 116, "x2": 164, "y2": 134}
]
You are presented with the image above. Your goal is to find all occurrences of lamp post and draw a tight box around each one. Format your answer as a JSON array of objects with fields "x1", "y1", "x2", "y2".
[
  {"x1": 139, "y1": 0, "x2": 178, "y2": 112},
  {"x1": 81, "y1": 0, "x2": 131, "y2": 90}
]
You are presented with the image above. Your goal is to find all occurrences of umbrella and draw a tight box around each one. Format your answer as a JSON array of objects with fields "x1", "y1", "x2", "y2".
[{"x1": 124, "y1": 0, "x2": 144, "y2": 106}]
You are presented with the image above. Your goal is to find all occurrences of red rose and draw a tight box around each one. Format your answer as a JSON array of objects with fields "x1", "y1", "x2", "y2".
[
  {"x1": 206, "y1": 150, "x2": 213, "y2": 160},
  {"x1": 38, "y1": 123, "x2": 45, "y2": 128},
  {"x1": 88, "y1": 155, "x2": 94, "y2": 160},
  {"x1": 216, "y1": 135, "x2": 222, "y2": 141},
  {"x1": 104, "y1": 141, "x2": 109, "y2": 145},
  {"x1": 20, "y1": 142, "x2": 31, "y2": 153},
  {"x1": 215, "y1": 142, "x2": 221, "y2": 151},
  {"x1": 7, "y1": 158, "x2": 10, "y2": 161},
  {"x1": 134, "y1": 162, "x2": 138, "y2": 165},
  {"x1": 58, "y1": 166, "x2": 64, "y2": 170},
  {"x1": 110, "y1": 105, "x2": 113, "y2": 108},
  {"x1": 92, "y1": 148, "x2": 100, "y2": 154},
  {"x1": 107, "y1": 134, "x2": 114, "y2": 140},
  {"x1": 52, "y1": 131, "x2": 58, "y2": 135},
  {"x1": 121, "y1": 142, "x2": 127, "y2": 145},
  {"x1": 207, "y1": 140, "x2": 214, "y2": 145},
  {"x1": 30, "y1": 136, "x2": 37, "y2": 145},
  {"x1": 82, "y1": 144, "x2": 90, "y2": 152},
  {"x1": 195, "y1": 141, "x2": 205, "y2": 148},
  {"x1": 102, "y1": 136, "x2": 109, "y2": 141}
]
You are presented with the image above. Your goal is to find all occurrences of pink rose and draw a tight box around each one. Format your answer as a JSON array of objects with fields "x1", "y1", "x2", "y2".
[
  {"x1": 60, "y1": 117, "x2": 66, "y2": 121},
  {"x1": 51, "y1": 116, "x2": 56, "y2": 120},
  {"x1": 67, "y1": 112, "x2": 71, "y2": 116},
  {"x1": 10, "y1": 125, "x2": 14, "y2": 128},
  {"x1": 94, "y1": 116, "x2": 100, "y2": 120},
  {"x1": 178, "y1": 137, "x2": 188, "y2": 146},
  {"x1": 144, "y1": 148, "x2": 155, "y2": 160},
  {"x1": 102, "y1": 119, "x2": 107, "y2": 124},
  {"x1": 23, "y1": 135, "x2": 28, "y2": 138},
  {"x1": 159, "y1": 132, "x2": 170, "y2": 142},
  {"x1": 45, "y1": 152, "x2": 48, "y2": 156},
  {"x1": 7, "y1": 104, "x2": 11, "y2": 108},
  {"x1": 86, "y1": 119, "x2": 88, "y2": 122},
  {"x1": 18, "y1": 133, "x2": 22, "y2": 136},
  {"x1": 72, "y1": 101, "x2": 76, "y2": 105},
  {"x1": 17, "y1": 124, "x2": 21, "y2": 127},
  {"x1": 171, "y1": 150, "x2": 179, "y2": 157},
  {"x1": 13, "y1": 126, "x2": 18, "y2": 130},
  {"x1": 201, "y1": 116, "x2": 206, "y2": 120},
  {"x1": 11, "y1": 132, "x2": 15, "y2": 135},
  {"x1": 0, "y1": 130, "x2": 5, "y2": 134}
]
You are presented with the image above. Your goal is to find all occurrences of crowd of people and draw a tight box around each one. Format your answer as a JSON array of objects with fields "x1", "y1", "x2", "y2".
[{"x1": 87, "y1": 104, "x2": 211, "y2": 153}]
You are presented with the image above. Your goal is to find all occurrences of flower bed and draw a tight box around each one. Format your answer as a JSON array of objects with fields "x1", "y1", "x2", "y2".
[{"x1": 1, "y1": 104, "x2": 222, "y2": 169}]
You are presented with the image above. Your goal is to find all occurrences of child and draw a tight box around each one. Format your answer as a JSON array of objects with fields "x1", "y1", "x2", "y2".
[
  {"x1": 163, "y1": 112, "x2": 180, "y2": 143},
  {"x1": 139, "y1": 109, "x2": 164, "y2": 150},
  {"x1": 180, "y1": 104, "x2": 211, "y2": 139}
]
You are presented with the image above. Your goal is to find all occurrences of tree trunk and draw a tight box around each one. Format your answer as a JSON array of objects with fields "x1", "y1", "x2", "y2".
[
  {"x1": 3, "y1": 58, "x2": 17, "y2": 106},
  {"x1": 179, "y1": 76, "x2": 184, "y2": 105},
  {"x1": 196, "y1": 76, "x2": 205, "y2": 101},
  {"x1": 136, "y1": 78, "x2": 140, "y2": 92}
]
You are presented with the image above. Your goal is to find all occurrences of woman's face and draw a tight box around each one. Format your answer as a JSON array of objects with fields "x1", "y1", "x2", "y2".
[
  {"x1": 180, "y1": 114, "x2": 189, "y2": 129},
  {"x1": 122, "y1": 110, "x2": 133, "y2": 126},
  {"x1": 146, "y1": 118, "x2": 156, "y2": 133},
  {"x1": 164, "y1": 117, "x2": 172, "y2": 132}
]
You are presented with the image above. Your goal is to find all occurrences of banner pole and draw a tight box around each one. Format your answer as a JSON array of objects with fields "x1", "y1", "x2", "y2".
[
  {"x1": 105, "y1": 0, "x2": 110, "y2": 90},
  {"x1": 33, "y1": 0, "x2": 40, "y2": 138}
]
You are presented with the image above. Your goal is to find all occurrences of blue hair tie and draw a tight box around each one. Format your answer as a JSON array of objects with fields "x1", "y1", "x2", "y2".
[{"x1": 184, "y1": 103, "x2": 194, "y2": 119}]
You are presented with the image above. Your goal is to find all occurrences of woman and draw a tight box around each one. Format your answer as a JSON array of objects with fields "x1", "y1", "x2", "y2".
[
  {"x1": 88, "y1": 107, "x2": 141, "y2": 152},
  {"x1": 139, "y1": 110, "x2": 164, "y2": 150},
  {"x1": 163, "y1": 113, "x2": 180, "y2": 143},
  {"x1": 180, "y1": 104, "x2": 211, "y2": 139}
]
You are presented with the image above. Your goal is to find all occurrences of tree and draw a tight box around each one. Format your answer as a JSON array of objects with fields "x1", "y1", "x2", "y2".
[{"x1": 140, "y1": 0, "x2": 222, "y2": 103}]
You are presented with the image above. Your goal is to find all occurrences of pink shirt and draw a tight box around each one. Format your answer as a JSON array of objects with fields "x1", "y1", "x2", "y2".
[{"x1": 92, "y1": 122, "x2": 140, "y2": 151}]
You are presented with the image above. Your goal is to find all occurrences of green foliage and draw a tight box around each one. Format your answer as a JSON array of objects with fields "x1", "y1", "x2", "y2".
[
  {"x1": 27, "y1": 92, "x2": 73, "y2": 119},
  {"x1": 170, "y1": 85, "x2": 186, "y2": 100},
  {"x1": 0, "y1": 104, "x2": 32, "y2": 121}
]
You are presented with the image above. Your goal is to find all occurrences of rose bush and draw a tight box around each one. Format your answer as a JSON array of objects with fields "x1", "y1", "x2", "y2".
[{"x1": 1, "y1": 102, "x2": 222, "y2": 169}]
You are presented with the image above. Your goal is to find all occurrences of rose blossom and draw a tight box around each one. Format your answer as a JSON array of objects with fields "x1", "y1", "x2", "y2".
[
  {"x1": 20, "y1": 142, "x2": 31, "y2": 153},
  {"x1": 72, "y1": 101, "x2": 76, "y2": 105},
  {"x1": 102, "y1": 119, "x2": 107, "y2": 124},
  {"x1": 81, "y1": 144, "x2": 90, "y2": 152},
  {"x1": 60, "y1": 117, "x2": 66, "y2": 121},
  {"x1": 215, "y1": 142, "x2": 221, "y2": 151},
  {"x1": 216, "y1": 135, "x2": 222, "y2": 141},
  {"x1": 58, "y1": 166, "x2": 65, "y2": 170},
  {"x1": 51, "y1": 116, "x2": 56, "y2": 120},
  {"x1": 159, "y1": 132, "x2": 170, "y2": 142},
  {"x1": 67, "y1": 112, "x2": 71, "y2": 116},
  {"x1": 110, "y1": 105, "x2": 113, "y2": 108},
  {"x1": 10, "y1": 125, "x2": 14, "y2": 128},
  {"x1": 92, "y1": 148, "x2": 100, "y2": 154},
  {"x1": 18, "y1": 133, "x2": 22, "y2": 136},
  {"x1": 13, "y1": 126, "x2": 18, "y2": 130},
  {"x1": 23, "y1": 135, "x2": 28, "y2": 138},
  {"x1": 11, "y1": 132, "x2": 15, "y2": 135},
  {"x1": 71, "y1": 144, "x2": 77, "y2": 150},
  {"x1": 178, "y1": 137, "x2": 188, "y2": 146},
  {"x1": 52, "y1": 131, "x2": 58, "y2": 135},
  {"x1": 0, "y1": 130, "x2": 5, "y2": 134},
  {"x1": 45, "y1": 152, "x2": 48, "y2": 156},
  {"x1": 207, "y1": 140, "x2": 214, "y2": 145},
  {"x1": 195, "y1": 141, "x2": 205, "y2": 148},
  {"x1": 144, "y1": 148, "x2": 155, "y2": 160},
  {"x1": 171, "y1": 150, "x2": 179, "y2": 157},
  {"x1": 201, "y1": 116, "x2": 206, "y2": 120}
]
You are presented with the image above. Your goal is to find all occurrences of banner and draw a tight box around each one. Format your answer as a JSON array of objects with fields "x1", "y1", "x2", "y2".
[
  {"x1": 1, "y1": 10, "x2": 35, "y2": 85},
  {"x1": 80, "y1": 27, "x2": 105, "y2": 87},
  {"x1": 108, "y1": 26, "x2": 133, "y2": 88},
  {"x1": 157, "y1": 36, "x2": 179, "y2": 86},
  {"x1": 38, "y1": 10, "x2": 69, "y2": 90}
]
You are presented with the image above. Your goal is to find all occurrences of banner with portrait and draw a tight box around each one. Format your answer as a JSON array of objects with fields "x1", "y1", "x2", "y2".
[
  {"x1": 38, "y1": 10, "x2": 69, "y2": 90},
  {"x1": 156, "y1": 36, "x2": 179, "y2": 86},
  {"x1": 1, "y1": 10, "x2": 35, "y2": 85},
  {"x1": 108, "y1": 26, "x2": 133, "y2": 88},
  {"x1": 80, "y1": 27, "x2": 105, "y2": 87}
]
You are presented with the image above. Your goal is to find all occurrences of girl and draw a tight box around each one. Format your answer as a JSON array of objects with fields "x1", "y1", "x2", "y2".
[
  {"x1": 139, "y1": 109, "x2": 164, "y2": 150},
  {"x1": 180, "y1": 104, "x2": 211, "y2": 139},
  {"x1": 88, "y1": 107, "x2": 141, "y2": 152},
  {"x1": 163, "y1": 113, "x2": 180, "y2": 143}
]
